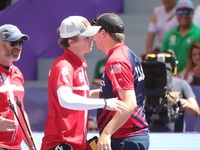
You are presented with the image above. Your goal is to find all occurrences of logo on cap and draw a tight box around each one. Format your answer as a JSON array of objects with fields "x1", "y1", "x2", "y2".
[{"x1": 82, "y1": 19, "x2": 90, "y2": 27}]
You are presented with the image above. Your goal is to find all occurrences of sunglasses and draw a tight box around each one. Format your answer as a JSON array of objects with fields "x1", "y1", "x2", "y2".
[
  {"x1": 176, "y1": 10, "x2": 193, "y2": 16},
  {"x1": 4, "y1": 40, "x2": 24, "y2": 47}
]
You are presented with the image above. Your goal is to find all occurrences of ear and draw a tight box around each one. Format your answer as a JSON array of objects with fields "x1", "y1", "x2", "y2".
[
  {"x1": 100, "y1": 29, "x2": 107, "y2": 39},
  {"x1": 68, "y1": 39, "x2": 75, "y2": 46}
]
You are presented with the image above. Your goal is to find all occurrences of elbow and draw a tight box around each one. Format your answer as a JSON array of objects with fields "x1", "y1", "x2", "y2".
[
  {"x1": 191, "y1": 110, "x2": 200, "y2": 117},
  {"x1": 193, "y1": 113, "x2": 199, "y2": 118},
  {"x1": 59, "y1": 100, "x2": 66, "y2": 108},
  {"x1": 196, "y1": 107, "x2": 200, "y2": 117}
]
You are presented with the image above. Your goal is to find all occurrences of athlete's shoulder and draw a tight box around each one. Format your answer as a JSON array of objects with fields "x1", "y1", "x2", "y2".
[
  {"x1": 12, "y1": 65, "x2": 23, "y2": 76},
  {"x1": 50, "y1": 56, "x2": 74, "y2": 75}
]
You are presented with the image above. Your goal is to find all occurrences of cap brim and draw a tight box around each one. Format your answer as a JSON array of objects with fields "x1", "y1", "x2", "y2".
[
  {"x1": 177, "y1": 7, "x2": 193, "y2": 10},
  {"x1": 80, "y1": 26, "x2": 101, "y2": 37},
  {"x1": 6, "y1": 33, "x2": 30, "y2": 41}
]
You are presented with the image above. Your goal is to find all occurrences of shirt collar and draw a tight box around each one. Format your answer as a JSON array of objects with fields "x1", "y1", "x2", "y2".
[
  {"x1": 0, "y1": 64, "x2": 13, "y2": 76},
  {"x1": 175, "y1": 23, "x2": 196, "y2": 36},
  {"x1": 63, "y1": 49, "x2": 87, "y2": 67},
  {"x1": 107, "y1": 44, "x2": 125, "y2": 57}
]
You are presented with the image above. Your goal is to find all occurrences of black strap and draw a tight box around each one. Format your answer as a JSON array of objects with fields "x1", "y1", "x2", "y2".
[
  {"x1": 49, "y1": 143, "x2": 72, "y2": 150},
  {"x1": 149, "y1": 94, "x2": 169, "y2": 129}
]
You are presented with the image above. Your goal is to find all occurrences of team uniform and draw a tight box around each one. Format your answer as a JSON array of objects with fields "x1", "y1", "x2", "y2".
[
  {"x1": 161, "y1": 24, "x2": 200, "y2": 72},
  {"x1": 41, "y1": 49, "x2": 92, "y2": 150},
  {"x1": 0, "y1": 64, "x2": 25, "y2": 150},
  {"x1": 97, "y1": 44, "x2": 149, "y2": 149}
]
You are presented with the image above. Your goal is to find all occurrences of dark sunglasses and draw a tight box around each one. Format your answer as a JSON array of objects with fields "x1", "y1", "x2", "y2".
[
  {"x1": 176, "y1": 10, "x2": 193, "y2": 16},
  {"x1": 4, "y1": 40, "x2": 24, "y2": 47}
]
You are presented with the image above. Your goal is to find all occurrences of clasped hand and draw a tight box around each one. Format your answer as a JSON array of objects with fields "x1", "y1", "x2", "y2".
[{"x1": 104, "y1": 98, "x2": 129, "y2": 114}]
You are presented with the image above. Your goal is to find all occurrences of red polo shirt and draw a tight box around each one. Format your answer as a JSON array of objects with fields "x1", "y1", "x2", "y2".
[{"x1": 41, "y1": 49, "x2": 91, "y2": 150}]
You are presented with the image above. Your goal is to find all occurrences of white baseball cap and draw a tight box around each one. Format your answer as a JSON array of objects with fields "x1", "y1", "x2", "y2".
[{"x1": 60, "y1": 16, "x2": 101, "y2": 38}]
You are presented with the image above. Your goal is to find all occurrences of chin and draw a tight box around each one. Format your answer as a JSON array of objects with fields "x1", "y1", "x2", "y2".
[{"x1": 12, "y1": 55, "x2": 21, "y2": 61}]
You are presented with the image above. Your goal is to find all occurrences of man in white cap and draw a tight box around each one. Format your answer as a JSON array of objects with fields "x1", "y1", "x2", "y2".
[
  {"x1": 41, "y1": 16, "x2": 129, "y2": 150},
  {"x1": 0, "y1": 24, "x2": 36, "y2": 149}
]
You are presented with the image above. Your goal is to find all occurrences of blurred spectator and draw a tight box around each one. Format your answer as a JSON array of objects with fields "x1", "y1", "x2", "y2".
[
  {"x1": 88, "y1": 118, "x2": 98, "y2": 132},
  {"x1": 161, "y1": 0, "x2": 200, "y2": 72},
  {"x1": 145, "y1": 0, "x2": 178, "y2": 55},
  {"x1": 193, "y1": 4, "x2": 200, "y2": 27},
  {"x1": 163, "y1": 50, "x2": 200, "y2": 132},
  {"x1": 92, "y1": 57, "x2": 106, "y2": 87},
  {"x1": 178, "y1": 41, "x2": 200, "y2": 85}
]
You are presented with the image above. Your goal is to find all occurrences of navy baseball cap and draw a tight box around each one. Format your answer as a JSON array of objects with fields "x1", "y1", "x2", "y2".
[
  {"x1": 92, "y1": 13, "x2": 124, "y2": 33},
  {"x1": 0, "y1": 24, "x2": 29, "y2": 41}
]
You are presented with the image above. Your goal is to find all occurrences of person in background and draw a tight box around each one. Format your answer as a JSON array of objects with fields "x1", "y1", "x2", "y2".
[
  {"x1": 93, "y1": 13, "x2": 149, "y2": 150},
  {"x1": 162, "y1": 50, "x2": 200, "y2": 132},
  {"x1": 0, "y1": 24, "x2": 36, "y2": 149},
  {"x1": 41, "y1": 16, "x2": 129, "y2": 150},
  {"x1": 143, "y1": 0, "x2": 178, "y2": 60},
  {"x1": 161, "y1": 0, "x2": 200, "y2": 73},
  {"x1": 92, "y1": 57, "x2": 106, "y2": 87},
  {"x1": 193, "y1": 4, "x2": 200, "y2": 27},
  {"x1": 88, "y1": 118, "x2": 98, "y2": 132},
  {"x1": 178, "y1": 41, "x2": 200, "y2": 85}
]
